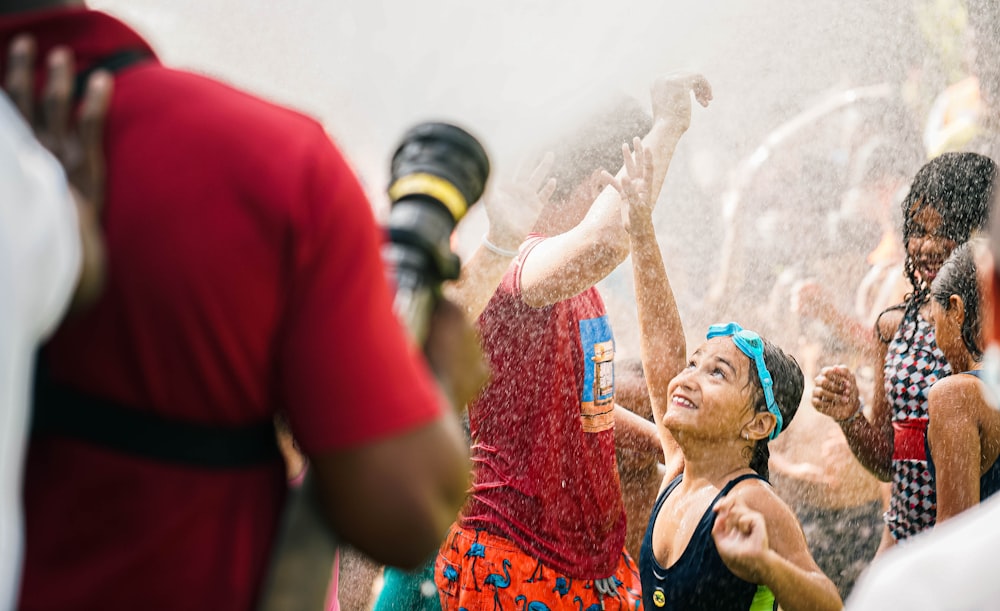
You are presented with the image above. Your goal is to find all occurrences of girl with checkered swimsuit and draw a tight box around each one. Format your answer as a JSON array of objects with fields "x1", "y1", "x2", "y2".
[
  {"x1": 813, "y1": 152, "x2": 997, "y2": 549},
  {"x1": 879, "y1": 301, "x2": 951, "y2": 538}
]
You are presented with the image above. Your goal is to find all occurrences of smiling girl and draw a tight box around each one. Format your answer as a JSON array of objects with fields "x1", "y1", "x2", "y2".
[{"x1": 607, "y1": 139, "x2": 842, "y2": 610}]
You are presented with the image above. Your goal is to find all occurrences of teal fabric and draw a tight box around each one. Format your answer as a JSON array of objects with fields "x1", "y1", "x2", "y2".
[{"x1": 372, "y1": 560, "x2": 441, "y2": 611}]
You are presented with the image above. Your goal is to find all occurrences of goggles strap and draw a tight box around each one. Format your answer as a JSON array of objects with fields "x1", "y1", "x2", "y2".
[{"x1": 706, "y1": 322, "x2": 783, "y2": 440}]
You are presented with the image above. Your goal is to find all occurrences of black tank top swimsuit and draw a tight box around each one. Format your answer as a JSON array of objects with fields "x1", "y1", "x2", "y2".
[{"x1": 639, "y1": 472, "x2": 777, "y2": 610}]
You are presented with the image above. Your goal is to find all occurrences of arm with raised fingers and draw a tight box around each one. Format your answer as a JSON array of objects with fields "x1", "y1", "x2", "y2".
[
  {"x1": 609, "y1": 137, "x2": 686, "y2": 469},
  {"x1": 519, "y1": 73, "x2": 712, "y2": 308}
]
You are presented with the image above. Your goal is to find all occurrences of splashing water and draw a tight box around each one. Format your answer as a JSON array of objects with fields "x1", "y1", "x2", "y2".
[{"x1": 90, "y1": 0, "x2": 980, "y2": 496}]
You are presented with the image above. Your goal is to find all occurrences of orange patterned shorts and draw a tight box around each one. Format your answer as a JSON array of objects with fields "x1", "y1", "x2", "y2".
[{"x1": 435, "y1": 523, "x2": 642, "y2": 610}]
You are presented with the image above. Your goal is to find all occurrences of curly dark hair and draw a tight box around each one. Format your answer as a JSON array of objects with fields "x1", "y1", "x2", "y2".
[{"x1": 881, "y1": 152, "x2": 997, "y2": 346}]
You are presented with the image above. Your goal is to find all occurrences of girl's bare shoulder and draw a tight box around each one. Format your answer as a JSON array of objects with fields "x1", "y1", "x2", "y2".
[
  {"x1": 929, "y1": 373, "x2": 988, "y2": 414},
  {"x1": 875, "y1": 304, "x2": 906, "y2": 340}
]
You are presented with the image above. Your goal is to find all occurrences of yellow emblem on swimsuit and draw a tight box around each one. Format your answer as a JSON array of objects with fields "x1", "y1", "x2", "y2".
[{"x1": 653, "y1": 589, "x2": 666, "y2": 607}]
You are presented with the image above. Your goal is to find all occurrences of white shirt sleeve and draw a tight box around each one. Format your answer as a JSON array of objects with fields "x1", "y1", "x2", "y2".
[
  {"x1": 847, "y1": 495, "x2": 1000, "y2": 610},
  {"x1": 0, "y1": 92, "x2": 83, "y2": 610},
  {"x1": 0, "y1": 93, "x2": 82, "y2": 341}
]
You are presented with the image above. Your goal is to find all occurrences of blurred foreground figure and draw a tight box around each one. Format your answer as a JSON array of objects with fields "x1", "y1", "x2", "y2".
[
  {"x1": 846, "y1": 171, "x2": 1000, "y2": 611},
  {"x1": 0, "y1": 87, "x2": 100, "y2": 606},
  {"x1": 0, "y1": 40, "x2": 110, "y2": 605},
  {"x1": 1, "y1": 4, "x2": 476, "y2": 610}
]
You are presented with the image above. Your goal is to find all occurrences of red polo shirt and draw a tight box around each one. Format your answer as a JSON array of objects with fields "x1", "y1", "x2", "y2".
[{"x1": 0, "y1": 9, "x2": 443, "y2": 610}]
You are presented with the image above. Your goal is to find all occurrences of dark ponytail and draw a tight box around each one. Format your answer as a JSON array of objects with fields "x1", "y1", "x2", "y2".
[
  {"x1": 931, "y1": 239, "x2": 985, "y2": 361},
  {"x1": 746, "y1": 339, "x2": 804, "y2": 479},
  {"x1": 748, "y1": 441, "x2": 772, "y2": 481}
]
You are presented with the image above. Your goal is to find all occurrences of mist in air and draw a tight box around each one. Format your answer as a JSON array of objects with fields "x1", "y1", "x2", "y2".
[{"x1": 89, "y1": 0, "x2": 962, "y2": 356}]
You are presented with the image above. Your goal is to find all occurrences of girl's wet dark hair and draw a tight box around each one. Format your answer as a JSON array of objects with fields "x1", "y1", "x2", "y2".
[
  {"x1": 879, "y1": 152, "x2": 997, "y2": 345},
  {"x1": 931, "y1": 239, "x2": 985, "y2": 362},
  {"x1": 901, "y1": 152, "x2": 996, "y2": 247},
  {"x1": 745, "y1": 338, "x2": 804, "y2": 479}
]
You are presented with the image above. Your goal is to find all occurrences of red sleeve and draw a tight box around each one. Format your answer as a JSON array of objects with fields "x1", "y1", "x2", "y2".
[{"x1": 278, "y1": 129, "x2": 444, "y2": 455}]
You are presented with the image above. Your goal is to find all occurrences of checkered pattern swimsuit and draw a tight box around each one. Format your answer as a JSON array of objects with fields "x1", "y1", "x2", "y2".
[{"x1": 883, "y1": 307, "x2": 951, "y2": 540}]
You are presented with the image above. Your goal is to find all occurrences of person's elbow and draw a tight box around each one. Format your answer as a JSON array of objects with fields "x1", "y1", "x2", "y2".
[
  {"x1": 309, "y1": 415, "x2": 470, "y2": 569},
  {"x1": 596, "y1": 228, "x2": 630, "y2": 266}
]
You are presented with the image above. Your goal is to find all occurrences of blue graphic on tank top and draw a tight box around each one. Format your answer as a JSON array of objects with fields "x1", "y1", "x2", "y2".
[{"x1": 579, "y1": 316, "x2": 615, "y2": 433}]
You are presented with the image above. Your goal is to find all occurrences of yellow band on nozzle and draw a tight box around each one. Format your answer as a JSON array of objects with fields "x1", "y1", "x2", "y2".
[{"x1": 388, "y1": 173, "x2": 468, "y2": 222}]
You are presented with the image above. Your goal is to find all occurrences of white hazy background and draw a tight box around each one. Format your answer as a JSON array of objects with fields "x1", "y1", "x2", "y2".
[
  {"x1": 86, "y1": 0, "x2": 950, "y2": 355},
  {"x1": 86, "y1": 0, "x2": 729, "y2": 188},
  {"x1": 86, "y1": 0, "x2": 930, "y2": 192}
]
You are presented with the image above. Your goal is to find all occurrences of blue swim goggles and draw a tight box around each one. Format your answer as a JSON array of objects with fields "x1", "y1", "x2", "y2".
[{"x1": 706, "y1": 322, "x2": 783, "y2": 440}]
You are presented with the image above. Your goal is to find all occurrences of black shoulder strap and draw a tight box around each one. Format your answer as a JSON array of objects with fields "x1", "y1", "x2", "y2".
[
  {"x1": 74, "y1": 48, "x2": 152, "y2": 101},
  {"x1": 649, "y1": 474, "x2": 684, "y2": 522},
  {"x1": 718, "y1": 472, "x2": 766, "y2": 498}
]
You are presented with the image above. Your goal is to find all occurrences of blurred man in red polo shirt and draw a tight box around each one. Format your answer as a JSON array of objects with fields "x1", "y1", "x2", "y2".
[{"x1": 1, "y1": 3, "x2": 479, "y2": 609}]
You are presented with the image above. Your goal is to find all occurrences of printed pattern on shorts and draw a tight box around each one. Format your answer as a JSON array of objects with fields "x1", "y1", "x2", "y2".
[
  {"x1": 435, "y1": 524, "x2": 642, "y2": 611},
  {"x1": 882, "y1": 309, "x2": 950, "y2": 540}
]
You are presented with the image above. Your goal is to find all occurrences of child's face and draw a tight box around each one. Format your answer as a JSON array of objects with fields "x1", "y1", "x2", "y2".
[
  {"x1": 664, "y1": 337, "x2": 757, "y2": 441},
  {"x1": 906, "y1": 204, "x2": 958, "y2": 287}
]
